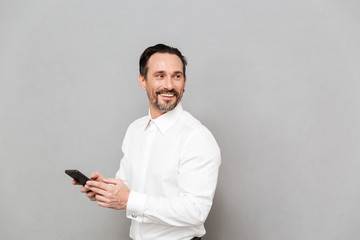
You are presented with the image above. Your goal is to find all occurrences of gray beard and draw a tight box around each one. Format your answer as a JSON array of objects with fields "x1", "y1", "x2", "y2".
[
  {"x1": 154, "y1": 98, "x2": 179, "y2": 112},
  {"x1": 146, "y1": 88, "x2": 182, "y2": 112}
]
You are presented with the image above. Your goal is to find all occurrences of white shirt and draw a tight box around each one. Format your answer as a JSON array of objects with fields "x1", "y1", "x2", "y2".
[{"x1": 116, "y1": 104, "x2": 221, "y2": 240}]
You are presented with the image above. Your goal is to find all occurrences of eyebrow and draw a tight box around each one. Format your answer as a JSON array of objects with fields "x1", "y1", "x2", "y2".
[
  {"x1": 173, "y1": 71, "x2": 183, "y2": 75},
  {"x1": 153, "y1": 71, "x2": 165, "y2": 74},
  {"x1": 153, "y1": 71, "x2": 184, "y2": 75}
]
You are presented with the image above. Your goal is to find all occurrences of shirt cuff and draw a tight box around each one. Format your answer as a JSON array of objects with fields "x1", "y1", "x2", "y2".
[{"x1": 126, "y1": 191, "x2": 147, "y2": 222}]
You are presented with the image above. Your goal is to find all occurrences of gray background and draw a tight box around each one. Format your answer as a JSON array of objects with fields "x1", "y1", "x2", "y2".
[{"x1": 1, "y1": 0, "x2": 359, "y2": 239}]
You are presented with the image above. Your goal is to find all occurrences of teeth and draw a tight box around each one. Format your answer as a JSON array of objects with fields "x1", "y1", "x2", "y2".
[{"x1": 160, "y1": 93, "x2": 174, "y2": 97}]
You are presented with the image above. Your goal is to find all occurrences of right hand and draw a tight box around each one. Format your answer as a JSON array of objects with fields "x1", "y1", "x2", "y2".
[{"x1": 72, "y1": 172, "x2": 104, "y2": 201}]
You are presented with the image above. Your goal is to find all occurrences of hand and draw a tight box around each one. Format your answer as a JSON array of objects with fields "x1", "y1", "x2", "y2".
[
  {"x1": 72, "y1": 172, "x2": 104, "y2": 201},
  {"x1": 85, "y1": 178, "x2": 130, "y2": 210}
]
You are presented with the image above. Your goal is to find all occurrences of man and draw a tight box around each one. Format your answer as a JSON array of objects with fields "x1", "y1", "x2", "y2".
[{"x1": 74, "y1": 44, "x2": 221, "y2": 240}]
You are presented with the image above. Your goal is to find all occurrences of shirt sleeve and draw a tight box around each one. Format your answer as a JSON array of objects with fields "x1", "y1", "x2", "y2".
[{"x1": 126, "y1": 129, "x2": 221, "y2": 227}]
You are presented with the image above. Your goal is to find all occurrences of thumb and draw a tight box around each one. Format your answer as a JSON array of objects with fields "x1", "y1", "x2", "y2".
[{"x1": 90, "y1": 172, "x2": 103, "y2": 181}]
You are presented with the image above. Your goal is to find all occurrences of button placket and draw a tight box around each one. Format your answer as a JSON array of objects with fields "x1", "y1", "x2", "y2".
[{"x1": 139, "y1": 121, "x2": 157, "y2": 192}]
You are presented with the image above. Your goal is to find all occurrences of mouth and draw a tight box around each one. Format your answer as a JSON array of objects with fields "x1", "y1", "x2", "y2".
[
  {"x1": 159, "y1": 93, "x2": 175, "y2": 97},
  {"x1": 156, "y1": 90, "x2": 178, "y2": 99},
  {"x1": 152, "y1": 89, "x2": 181, "y2": 111}
]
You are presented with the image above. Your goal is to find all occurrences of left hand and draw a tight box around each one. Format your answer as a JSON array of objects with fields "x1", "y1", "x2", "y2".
[{"x1": 85, "y1": 178, "x2": 130, "y2": 210}]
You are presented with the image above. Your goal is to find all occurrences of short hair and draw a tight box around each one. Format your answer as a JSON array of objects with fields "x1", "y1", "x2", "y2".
[{"x1": 139, "y1": 44, "x2": 187, "y2": 78}]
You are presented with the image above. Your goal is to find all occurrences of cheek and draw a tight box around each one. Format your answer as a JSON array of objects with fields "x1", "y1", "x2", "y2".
[
  {"x1": 176, "y1": 83, "x2": 186, "y2": 92},
  {"x1": 146, "y1": 82, "x2": 158, "y2": 91},
  {"x1": 146, "y1": 86, "x2": 157, "y2": 99}
]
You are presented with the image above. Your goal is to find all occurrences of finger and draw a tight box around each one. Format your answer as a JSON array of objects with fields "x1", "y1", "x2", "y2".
[
  {"x1": 97, "y1": 201, "x2": 112, "y2": 209},
  {"x1": 96, "y1": 197, "x2": 118, "y2": 209},
  {"x1": 96, "y1": 199, "x2": 122, "y2": 210},
  {"x1": 90, "y1": 172, "x2": 103, "y2": 181},
  {"x1": 80, "y1": 185, "x2": 91, "y2": 193},
  {"x1": 86, "y1": 191, "x2": 96, "y2": 200},
  {"x1": 86, "y1": 180, "x2": 111, "y2": 191},
  {"x1": 95, "y1": 194, "x2": 111, "y2": 203},
  {"x1": 103, "y1": 178, "x2": 119, "y2": 185},
  {"x1": 89, "y1": 196, "x2": 96, "y2": 201},
  {"x1": 72, "y1": 179, "x2": 88, "y2": 186},
  {"x1": 87, "y1": 185, "x2": 109, "y2": 197}
]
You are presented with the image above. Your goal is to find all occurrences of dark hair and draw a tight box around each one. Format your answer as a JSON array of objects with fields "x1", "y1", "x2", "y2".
[{"x1": 139, "y1": 44, "x2": 187, "y2": 78}]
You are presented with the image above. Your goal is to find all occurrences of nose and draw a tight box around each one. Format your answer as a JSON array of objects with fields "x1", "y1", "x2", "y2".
[{"x1": 163, "y1": 76, "x2": 174, "y2": 90}]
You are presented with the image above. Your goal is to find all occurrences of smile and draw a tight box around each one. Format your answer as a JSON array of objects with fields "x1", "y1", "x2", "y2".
[{"x1": 160, "y1": 93, "x2": 175, "y2": 97}]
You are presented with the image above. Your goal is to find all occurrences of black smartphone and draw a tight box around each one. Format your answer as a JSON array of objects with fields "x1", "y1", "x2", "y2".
[{"x1": 65, "y1": 169, "x2": 90, "y2": 186}]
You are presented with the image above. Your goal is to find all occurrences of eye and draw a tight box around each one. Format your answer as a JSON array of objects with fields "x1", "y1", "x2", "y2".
[{"x1": 156, "y1": 74, "x2": 164, "y2": 79}]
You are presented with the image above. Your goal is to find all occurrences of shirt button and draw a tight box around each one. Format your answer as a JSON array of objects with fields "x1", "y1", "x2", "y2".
[{"x1": 131, "y1": 214, "x2": 137, "y2": 218}]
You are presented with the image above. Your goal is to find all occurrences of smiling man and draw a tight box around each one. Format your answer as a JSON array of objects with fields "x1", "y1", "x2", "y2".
[
  {"x1": 75, "y1": 44, "x2": 221, "y2": 240},
  {"x1": 139, "y1": 50, "x2": 186, "y2": 118}
]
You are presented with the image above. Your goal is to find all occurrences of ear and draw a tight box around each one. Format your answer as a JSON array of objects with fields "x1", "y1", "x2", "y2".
[{"x1": 138, "y1": 74, "x2": 147, "y2": 90}]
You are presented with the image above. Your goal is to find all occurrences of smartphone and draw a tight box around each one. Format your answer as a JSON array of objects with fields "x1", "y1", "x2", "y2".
[{"x1": 65, "y1": 169, "x2": 90, "y2": 186}]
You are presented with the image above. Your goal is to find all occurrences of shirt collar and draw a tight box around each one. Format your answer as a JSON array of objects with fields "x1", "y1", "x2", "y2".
[{"x1": 146, "y1": 104, "x2": 184, "y2": 134}]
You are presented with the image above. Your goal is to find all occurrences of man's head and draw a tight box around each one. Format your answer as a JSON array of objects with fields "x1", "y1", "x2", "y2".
[
  {"x1": 139, "y1": 44, "x2": 187, "y2": 79},
  {"x1": 138, "y1": 44, "x2": 187, "y2": 119}
]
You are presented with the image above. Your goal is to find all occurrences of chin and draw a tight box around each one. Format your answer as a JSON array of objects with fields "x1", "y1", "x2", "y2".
[{"x1": 158, "y1": 102, "x2": 178, "y2": 112}]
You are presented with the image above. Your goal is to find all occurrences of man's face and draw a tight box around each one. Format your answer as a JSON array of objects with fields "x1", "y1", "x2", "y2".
[{"x1": 139, "y1": 53, "x2": 186, "y2": 118}]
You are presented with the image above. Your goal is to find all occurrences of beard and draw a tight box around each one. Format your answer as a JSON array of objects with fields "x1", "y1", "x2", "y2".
[{"x1": 148, "y1": 88, "x2": 182, "y2": 112}]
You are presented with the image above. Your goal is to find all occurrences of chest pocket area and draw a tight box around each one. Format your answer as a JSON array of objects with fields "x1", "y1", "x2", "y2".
[{"x1": 145, "y1": 135, "x2": 182, "y2": 196}]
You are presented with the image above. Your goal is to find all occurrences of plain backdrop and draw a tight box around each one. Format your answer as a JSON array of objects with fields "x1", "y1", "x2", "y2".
[{"x1": 1, "y1": 1, "x2": 359, "y2": 239}]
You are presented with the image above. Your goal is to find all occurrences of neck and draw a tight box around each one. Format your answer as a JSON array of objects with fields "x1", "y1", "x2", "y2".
[{"x1": 149, "y1": 105, "x2": 166, "y2": 119}]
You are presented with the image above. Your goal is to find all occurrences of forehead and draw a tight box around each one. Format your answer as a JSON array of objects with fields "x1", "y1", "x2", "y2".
[{"x1": 147, "y1": 53, "x2": 183, "y2": 73}]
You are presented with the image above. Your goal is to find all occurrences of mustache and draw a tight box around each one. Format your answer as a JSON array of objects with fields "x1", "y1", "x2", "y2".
[{"x1": 155, "y1": 89, "x2": 179, "y2": 96}]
